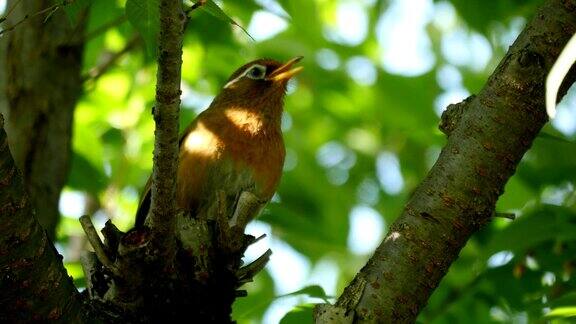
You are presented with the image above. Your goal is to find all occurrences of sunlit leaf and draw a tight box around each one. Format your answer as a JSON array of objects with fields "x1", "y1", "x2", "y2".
[{"x1": 545, "y1": 307, "x2": 576, "y2": 319}]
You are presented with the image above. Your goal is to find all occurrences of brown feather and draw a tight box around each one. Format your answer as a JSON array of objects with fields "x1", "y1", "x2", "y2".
[{"x1": 134, "y1": 58, "x2": 298, "y2": 227}]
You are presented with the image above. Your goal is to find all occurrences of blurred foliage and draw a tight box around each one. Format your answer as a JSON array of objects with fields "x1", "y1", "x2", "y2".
[{"x1": 27, "y1": 0, "x2": 576, "y2": 322}]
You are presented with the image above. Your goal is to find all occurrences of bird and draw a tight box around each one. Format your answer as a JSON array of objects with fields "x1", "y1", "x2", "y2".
[{"x1": 134, "y1": 56, "x2": 303, "y2": 227}]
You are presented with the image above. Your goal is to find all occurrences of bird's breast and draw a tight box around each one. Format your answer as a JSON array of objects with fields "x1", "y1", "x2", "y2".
[{"x1": 178, "y1": 114, "x2": 285, "y2": 212}]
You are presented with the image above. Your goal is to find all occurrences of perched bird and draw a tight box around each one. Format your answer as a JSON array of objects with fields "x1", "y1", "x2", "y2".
[{"x1": 135, "y1": 57, "x2": 303, "y2": 227}]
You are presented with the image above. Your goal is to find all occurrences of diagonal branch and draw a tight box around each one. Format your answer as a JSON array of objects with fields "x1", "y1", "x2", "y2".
[
  {"x1": 148, "y1": 0, "x2": 185, "y2": 260},
  {"x1": 315, "y1": 0, "x2": 576, "y2": 322}
]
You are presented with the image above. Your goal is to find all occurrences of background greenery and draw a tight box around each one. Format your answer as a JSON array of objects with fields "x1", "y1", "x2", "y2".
[{"x1": 9, "y1": 0, "x2": 576, "y2": 322}]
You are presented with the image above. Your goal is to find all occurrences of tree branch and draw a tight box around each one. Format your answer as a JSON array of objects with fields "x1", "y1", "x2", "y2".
[
  {"x1": 148, "y1": 0, "x2": 185, "y2": 260},
  {"x1": 0, "y1": 115, "x2": 86, "y2": 322},
  {"x1": 316, "y1": 0, "x2": 576, "y2": 322}
]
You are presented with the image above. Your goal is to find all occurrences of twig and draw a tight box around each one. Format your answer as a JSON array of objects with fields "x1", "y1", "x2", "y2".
[
  {"x1": 251, "y1": 233, "x2": 267, "y2": 245},
  {"x1": 236, "y1": 249, "x2": 272, "y2": 284},
  {"x1": 82, "y1": 35, "x2": 141, "y2": 82},
  {"x1": 79, "y1": 215, "x2": 119, "y2": 276},
  {"x1": 0, "y1": 3, "x2": 61, "y2": 36}
]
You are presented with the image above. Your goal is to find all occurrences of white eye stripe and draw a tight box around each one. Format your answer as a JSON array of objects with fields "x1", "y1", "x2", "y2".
[{"x1": 224, "y1": 64, "x2": 267, "y2": 88}]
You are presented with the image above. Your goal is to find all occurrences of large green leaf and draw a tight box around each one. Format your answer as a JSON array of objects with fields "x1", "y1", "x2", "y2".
[{"x1": 125, "y1": 0, "x2": 159, "y2": 57}]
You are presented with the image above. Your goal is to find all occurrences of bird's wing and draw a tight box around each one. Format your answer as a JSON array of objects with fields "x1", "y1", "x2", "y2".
[
  {"x1": 134, "y1": 119, "x2": 200, "y2": 227},
  {"x1": 134, "y1": 175, "x2": 152, "y2": 227}
]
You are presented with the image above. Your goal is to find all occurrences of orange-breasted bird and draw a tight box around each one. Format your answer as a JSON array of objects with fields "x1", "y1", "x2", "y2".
[{"x1": 135, "y1": 57, "x2": 303, "y2": 227}]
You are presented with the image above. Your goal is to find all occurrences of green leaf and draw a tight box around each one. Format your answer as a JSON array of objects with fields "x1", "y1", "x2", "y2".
[
  {"x1": 280, "y1": 304, "x2": 314, "y2": 324},
  {"x1": 278, "y1": 285, "x2": 331, "y2": 302},
  {"x1": 545, "y1": 307, "x2": 576, "y2": 319},
  {"x1": 192, "y1": 0, "x2": 254, "y2": 40},
  {"x1": 125, "y1": 0, "x2": 159, "y2": 57}
]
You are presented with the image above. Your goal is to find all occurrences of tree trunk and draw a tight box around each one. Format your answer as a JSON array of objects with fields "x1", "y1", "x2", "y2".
[{"x1": 0, "y1": 0, "x2": 86, "y2": 239}]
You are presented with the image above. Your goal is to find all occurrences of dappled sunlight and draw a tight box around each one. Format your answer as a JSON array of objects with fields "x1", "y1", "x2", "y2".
[
  {"x1": 376, "y1": 0, "x2": 435, "y2": 76},
  {"x1": 181, "y1": 81, "x2": 214, "y2": 114},
  {"x1": 433, "y1": 87, "x2": 470, "y2": 116},
  {"x1": 315, "y1": 48, "x2": 340, "y2": 71},
  {"x1": 316, "y1": 141, "x2": 357, "y2": 186},
  {"x1": 441, "y1": 28, "x2": 492, "y2": 71},
  {"x1": 356, "y1": 178, "x2": 380, "y2": 206},
  {"x1": 376, "y1": 152, "x2": 404, "y2": 195},
  {"x1": 347, "y1": 206, "x2": 386, "y2": 255},
  {"x1": 247, "y1": 10, "x2": 288, "y2": 42},
  {"x1": 487, "y1": 251, "x2": 514, "y2": 268},
  {"x1": 59, "y1": 190, "x2": 87, "y2": 219},
  {"x1": 324, "y1": 1, "x2": 369, "y2": 46},
  {"x1": 346, "y1": 56, "x2": 377, "y2": 86}
]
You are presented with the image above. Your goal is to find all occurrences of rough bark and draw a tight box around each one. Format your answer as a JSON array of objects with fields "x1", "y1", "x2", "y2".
[
  {"x1": 148, "y1": 0, "x2": 185, "y2": 259},
  {"x1": 315, "y1": 0, "x2": 576, "y2": 323},
  {"x1": 0, "y1": 115, "x2": 86, "y2": 322},
  {"x1": 0, "y1": 0, "x2": 86, "y2": 239}
]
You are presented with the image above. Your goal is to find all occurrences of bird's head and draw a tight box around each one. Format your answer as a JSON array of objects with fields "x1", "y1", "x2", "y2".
[{"x1": 215, "y1": 56, "x2": 303, "y2": 114}]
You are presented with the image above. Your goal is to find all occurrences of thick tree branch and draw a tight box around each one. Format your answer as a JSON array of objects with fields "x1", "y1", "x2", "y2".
[
  {"x1": 0, "y1": 115, "x2": 85, "y2": 322},
  {"x1": 316, "y1": 0, "x2": 576, "y2": 322},
  {"x1": 148, "y1": 0, "x2": 185, "y2": 258}
]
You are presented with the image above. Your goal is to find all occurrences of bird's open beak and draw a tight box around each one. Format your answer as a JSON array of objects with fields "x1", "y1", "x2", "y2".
[{"x1": 267, "y1": 56, "x2": 304, "y2": 82}]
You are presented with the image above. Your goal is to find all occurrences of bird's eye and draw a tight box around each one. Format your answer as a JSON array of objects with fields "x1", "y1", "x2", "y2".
[{"x1": 246, "y1": 65, "x2": 266, "y2": 80}]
